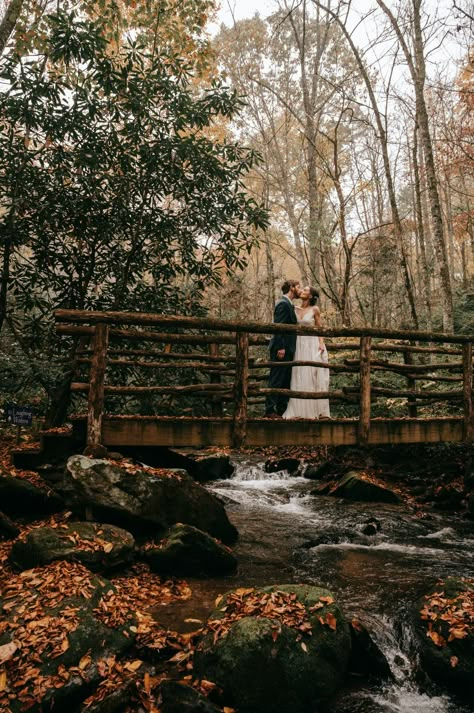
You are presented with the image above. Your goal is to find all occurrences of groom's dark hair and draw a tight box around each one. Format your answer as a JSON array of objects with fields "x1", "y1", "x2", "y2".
[{"x1": 281, "y1": 279, "x2": 299, "y2": 294}]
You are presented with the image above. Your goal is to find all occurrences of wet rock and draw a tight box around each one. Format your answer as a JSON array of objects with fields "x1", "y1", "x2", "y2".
[
  {"x1": 0, "y1": 473, "x2": 64, "y2": 519},
  {"x1": 0, "y1": 510, "x2": 20, "y2": 539},
  {"x1": 142, "y1": 523, "x2": 237, "y2": 577},
  {"x1": 360, "y1": 518, "x2": 382, "y2": 536},
  {"x1": 0, "y1": 561, "x2": 135, "y2": 713},
  {"x1": 264, "y1": 458, "x2": 300, "y2": 475},
  {"x1": 303, "y1": 460, "x2": 334, "y2": 480},
  {"x1": 328, "y1": 471, "x2": 400, "y2": 504},
  {"x1": 159, "y1": 680, "x2": 222, "y2": 713},
  {"x1": 193, "y1": 454, "x2": 234, "y2": 483},
  {"x1": 194, "y1": 583, "x2": 351, "y2": 713},
  {"x1": 61, "y1": 456, "x2": 238, "y2": 544},
  {"x1": 348, "y1": 619, "x2": 392, "y2": 680},
  {"x1": 10, "y1": 522, "x2": 135, "y2": 572},
  {"x1": 413, "y1": 577, "x2": 474, "y2": 703}
]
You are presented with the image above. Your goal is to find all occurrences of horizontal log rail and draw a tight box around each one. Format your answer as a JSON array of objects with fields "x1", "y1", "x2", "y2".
[
  {"x1": 55, "y1": 309, "x2": 474, "y2": 453},
  {"x1": 55, "y1": 309, "x2": 474, "y2": 343}
]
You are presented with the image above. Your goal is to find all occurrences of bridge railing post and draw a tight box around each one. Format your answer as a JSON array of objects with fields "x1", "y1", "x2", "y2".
[
  {"x1": 209, "y1": 343, "x2": 223, "y2": 417},
  {"x1": 358, "y1": 335, "x2": 371, "y2": 445},
  {"x1": 462, "y1": 341, "x2": 473, "y2": 442},
  {"x1": 233, "y1": 331, "x2": 249, "y2": 448},
  {"x1": 403, "y1": 346, "x2": 418, "y2": 417},
  {"x1": 84, "y1": 322, "x2": 109, "y2": 458}
]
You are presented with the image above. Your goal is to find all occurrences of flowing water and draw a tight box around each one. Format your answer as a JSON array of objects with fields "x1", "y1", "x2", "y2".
[{"x1": 160, "y1": 458, "x2": 474, "y2": 713}]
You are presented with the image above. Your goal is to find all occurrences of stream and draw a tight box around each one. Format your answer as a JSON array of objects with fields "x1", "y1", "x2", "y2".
[{"x1": 159, "y1": 458, "x2": 474, "y2": 713}]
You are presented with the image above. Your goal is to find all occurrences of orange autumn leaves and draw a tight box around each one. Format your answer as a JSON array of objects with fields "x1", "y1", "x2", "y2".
[
  {"x1": 207, "y1": 588, "x2": 337, "y2": 645},
  {"x1": 420, "y1": 582, "x2": 474, "y2": 667}
]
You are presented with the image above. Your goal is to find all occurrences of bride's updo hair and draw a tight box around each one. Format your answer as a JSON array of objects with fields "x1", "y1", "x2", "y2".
[{"x1": 308, "y1": 287, "x2": 319, "y2": 306}]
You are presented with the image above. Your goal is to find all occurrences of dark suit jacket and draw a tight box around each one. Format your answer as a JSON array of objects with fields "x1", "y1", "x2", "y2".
[{"x1": 269, "y1": 297, "x2": 297, "y2": 355}]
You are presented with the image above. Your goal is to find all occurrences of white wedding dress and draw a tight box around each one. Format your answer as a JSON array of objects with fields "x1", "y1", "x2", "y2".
[{"x1": 283, "y1": 309, "x2": 330, "y2": 419}]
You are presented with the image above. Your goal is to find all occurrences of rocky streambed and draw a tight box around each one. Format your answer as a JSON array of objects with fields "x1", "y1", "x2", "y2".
[{"x1": 0, "y1": 444, "x2": 473, "y2": 713}]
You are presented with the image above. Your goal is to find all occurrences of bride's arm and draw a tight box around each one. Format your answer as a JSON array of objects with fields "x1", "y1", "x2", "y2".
[{"x1": 313, "y1": 307, "x2": 325, "y2": 353}]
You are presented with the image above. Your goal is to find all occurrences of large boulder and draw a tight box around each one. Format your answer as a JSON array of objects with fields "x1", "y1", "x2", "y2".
[
  {"x1": 0, "y1": 473, "x2": 64, "y2": 519},
  {"x1": 327, "y1": 471, "x2": 400, "y2": 504},
  {"x1": 194, "y1": 584, "x2": 351, "y2": 713},
  {"x1": 413, "y1": 577, "x2": 474, "y2": 703},
  {"x1": 61, "y1": 456, "x2": 238, "y2": 544},
  {"x1": 142, "y1": 524, "x2": 237, "y2": 577},
  {"x1": 0, "y1": 561, "x2": 135, "y2": 713},
  {"x1": 9, "y1": 521, "x2": 135, "y2": 572}
]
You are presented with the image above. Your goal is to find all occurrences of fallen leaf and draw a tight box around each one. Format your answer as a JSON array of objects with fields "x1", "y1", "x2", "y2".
[
  {"x1": 125, "y1": 660, "x2": 143, "y2": 672},
  {"x1": 0, "y1": 641, "x2": 18, "y2": 664},
  {"x1": 325, "y1": 613, "x2": 337, "y2": 631},
  {"x1": 319, "y1": 596, "x2": 334, "y2": 605},
  {"x1": 78, "y1": 654, "x2": 92, "y2": 671},
  {"x1": 450, "y1": 656, "x2": 459, "y2": 668},
  {"x1": 103, "y1": 543, "x2": 114, "y2": 554},
  {"x1": 301, "y1": 642, "x2": 308, "y2": 653},
  {"x1": 0, "y1": 670, "x2": 7, "y2": 691}
]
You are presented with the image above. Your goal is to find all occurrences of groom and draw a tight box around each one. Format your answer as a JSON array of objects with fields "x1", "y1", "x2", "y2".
[{"x1": 265, "y1": 280, "x2": 301, "y2": 418}]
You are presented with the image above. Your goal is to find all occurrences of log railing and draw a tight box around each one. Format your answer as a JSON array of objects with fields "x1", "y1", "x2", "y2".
[{"x1": 54, "y1": 309, "x2": 474, "y2": 454}]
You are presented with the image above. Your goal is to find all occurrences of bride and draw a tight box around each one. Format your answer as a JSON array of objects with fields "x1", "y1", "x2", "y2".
[{"x1": 283, "y1": 286, "x2": 330, "y2": 419}]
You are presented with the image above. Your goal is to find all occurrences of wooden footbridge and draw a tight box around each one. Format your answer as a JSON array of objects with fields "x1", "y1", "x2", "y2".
[{"x1": 55, "y1": 310, "x2": 474, "y2": 454}]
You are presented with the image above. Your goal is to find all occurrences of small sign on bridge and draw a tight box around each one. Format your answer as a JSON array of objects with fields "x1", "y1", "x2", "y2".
[{"x1": 5, "y1": 403, "x2": 33, "y2": 427}]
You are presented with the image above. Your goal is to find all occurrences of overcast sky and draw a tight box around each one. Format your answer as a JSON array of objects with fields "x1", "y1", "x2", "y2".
[{"x1": 211, "y1": 0, "x2": 467, "y2": 82}]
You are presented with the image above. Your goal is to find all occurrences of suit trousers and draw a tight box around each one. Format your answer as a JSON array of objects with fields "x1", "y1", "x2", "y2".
[{"x1": 265, "y1": 347, "x2": 293, "y2": 416}]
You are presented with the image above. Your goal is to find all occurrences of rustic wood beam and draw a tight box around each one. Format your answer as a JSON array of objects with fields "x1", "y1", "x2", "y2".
[
  {"x1": 57, "y1": 324, "x2": 267, "y2": 346},
  {"x1": 345, "y1": 358, "x2": 463, "y2": 373},
  {"x1": 463, "y1": 342, "x2": 473, "y2": 442},
  {"x1": 345, "y1": 386, "x2": 464, "y2": 400},
  {"x1": 71, "y1": 383, "x2": 233, "y2": 395},
  {"x1": 358, "y1": 336, "x2": 372, "y2": 445},
  {"x1": 233, "y1": 332, "x2": 249, "y2": 447},
  {"x1": 54, "y1": 309, "x2": 474, "y2": 344},
  {"x1": 84, "y1": 324, "x2": 109, "y2": 458},
  {"x1": 209, "y1": 343, "x2": 224, "y2": 417}
]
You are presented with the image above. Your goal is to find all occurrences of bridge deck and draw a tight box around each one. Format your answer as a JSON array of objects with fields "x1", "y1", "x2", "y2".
[{"x1": 72, "y1": 415, "x2": 464, "y2": 448}]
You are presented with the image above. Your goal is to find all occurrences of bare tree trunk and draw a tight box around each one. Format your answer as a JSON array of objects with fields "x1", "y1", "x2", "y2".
[
  {"x1": 412, "y1": 122, "x2": 432, "y2": 327},
  {"x1": 312, "y1": 0, "x2": 419, "y2": 328},
  {"x1": 0, "y1": 0, "x2": 24, "y2": 54},
  {"x1": 375, "y1": 0, "x2": 454, "y2": 330}
]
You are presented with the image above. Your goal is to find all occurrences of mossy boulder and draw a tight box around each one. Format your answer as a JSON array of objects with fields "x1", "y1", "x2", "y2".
[
  {"x1": 413, "y1": 577, "x2": 474, "y2": 703},
  {"x1": 0, "y1": 561, "x2": 135, "y2": 713},
  {"x1": 328, "y1": 471, "x2": 400, "y2": 504},
  {"x1": 143, "y1": 524, "x2": 237, "y2": 577},
  {"x1": 9, "y1": 522, "x2": 135, "y2": 572},
  {"x1": 62, "y1": 456, "x2": 238, "y2": 544},
  {"x1": 194, "y1": 584, "x2": 351, "y2": 713}
]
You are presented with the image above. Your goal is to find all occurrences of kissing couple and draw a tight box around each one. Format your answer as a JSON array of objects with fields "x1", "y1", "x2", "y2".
[{"x1": 264, "y1": 279, "x2": 330, "y2": 420}]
